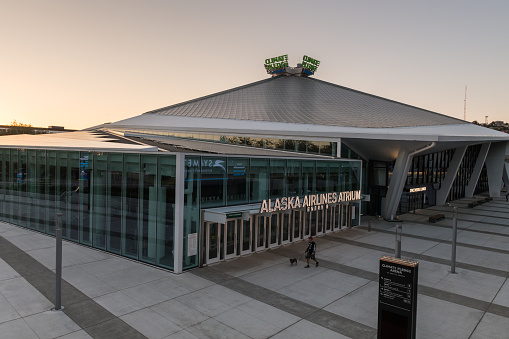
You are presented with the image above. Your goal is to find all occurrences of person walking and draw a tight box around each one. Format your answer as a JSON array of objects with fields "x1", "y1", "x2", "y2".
[{"x1": 303, "y1": 237, "x2": 319, "y2": 268}]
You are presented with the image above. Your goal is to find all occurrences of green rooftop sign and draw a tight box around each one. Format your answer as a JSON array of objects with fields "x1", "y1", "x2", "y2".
[
  {"x1": 263, "y1": 54, "x2": 321, "y2": 76},
  {"x1": 302, "y1": 55, "x2": 320, "y2": 73},
  {"x1": 264, "y1": 54, "x2": 289, "y2": 73}
]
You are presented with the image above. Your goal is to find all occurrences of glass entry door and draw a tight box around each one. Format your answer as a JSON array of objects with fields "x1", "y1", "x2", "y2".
[
  {"x1": 240, "y1": 218, "x2": 252, "y2": 255},
  {"x1": 303, "y1": 211, "x2": 311, "y2": 238},
  {"x1": 280, "y1": 212, "x2": 291, "y2": 245},
  {"x1": 292, "y1": 210, "x2": 302, "y2": 241},
  {"x1": 316, "y1": 210, "x2": 324, "y2": 236},
  {"x1": 206, "y1": 222, "x2": 221, "y2": 264},
  {"x1": 255, "y1": 215, "x2": 266, "y2": 251},
  {"x1": 325, "y1": 207, "x2": 333, "y2": 234},
  {"x1": 224, "y1": 219, "x2": 237, "y2": 260},
  {"x1": 333, "y1": 205, "x2": 340, "y2": 231},
  {"x1": 268, "y1": 214, "x2": 279, "y2": 248}
]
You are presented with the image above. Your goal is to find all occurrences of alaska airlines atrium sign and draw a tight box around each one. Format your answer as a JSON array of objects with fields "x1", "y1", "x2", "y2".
[{"x1": 259, "y1": 190, "x2": 361, "y2": 213}]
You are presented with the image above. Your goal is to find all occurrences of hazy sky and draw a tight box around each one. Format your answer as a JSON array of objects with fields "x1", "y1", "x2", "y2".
[{"x1": 1, "y1": 0, "x2": 508, "y2": 129}]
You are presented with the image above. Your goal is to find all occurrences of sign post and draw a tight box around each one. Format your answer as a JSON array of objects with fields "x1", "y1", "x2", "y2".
[{"x1": 378, "y1": 256, "x2": 418, "y2": 339}]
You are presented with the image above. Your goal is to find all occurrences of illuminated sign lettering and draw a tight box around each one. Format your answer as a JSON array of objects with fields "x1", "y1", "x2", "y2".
[
  {"x1": 264, "y1": 54, "x2": 289, "y2": 73},
  {"x1": 409, "y1": 187, "x2": 426, "y2": 193},
  {"x1": 259, "y1": 190, "x2": 361, "y2": 213}
]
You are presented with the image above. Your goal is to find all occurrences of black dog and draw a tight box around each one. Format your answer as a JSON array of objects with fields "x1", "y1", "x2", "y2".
[{"x1": 289, "y1": 258, "x2": 298, "y2": 266}]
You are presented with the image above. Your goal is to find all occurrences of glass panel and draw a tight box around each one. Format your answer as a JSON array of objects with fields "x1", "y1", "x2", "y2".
[
  {"x1": 18, "y1": 150, "x2": 27, "y2": 227},
  {"x1": 284, "y1": 139, "x2": 297, "y2": 152},
  {"x1": 286, "y1": 160, "x2": 301, "y2": 196},
  {"x1": 47, "y1": 151, "x2": 57, "y2": 235},
  {"x1": 92, "y1": 153, "x2": 107, "y2": 250},
  {"x1": 157, "y1": 155, "x2": 176, "y2": 269},
  {"x1": 308, "y1": 141, "x2": 319, "y2": 154},
  {"x1": 227, "y1": 158, "x2": 248, "y2": 205},
  {"x1": 36, "y1": 150, "x2": 47, "y2": 232},
  {"x1": 200, "y1": 156, "x2": 226, "y2": 208},
  {"x1": 27, "y1": 150, "x2": 37, "y2": 229},
  {"x1": 79, "y1": 152, "x2": 91, "y2": 245},
  {"x1": 316, "y1": 161, "x2": 328, "y2": 194},
  {"x1": 69, "y1": 151, "x2": 80, "y2": 241},
  {"x1": 123, "y1": 153, "x2": 139, "y2": 259},
  {"x1": 57, "y1": 152, "x2": 69, "y2": 238},
  {"x1": 270, "y1": 159, "x2": 285, "y2": 199},
  {"x1": 249, "y1": 159, "x2": 269, "y2": 202},
  {"x1": 302, "y1": 160, "x2": 315, "y2": 195},
  {"x1": 184, "y1": 155, "x2": 200, "y2": 270},
  {"x1": 107, "y1": 153, "x2": 122, "y2": 254},
  {"x1": 140, "y1": 154, "x2": 157, "y2": 264},
  {"x1": 329, "y1": 162, "x2": 341, "y2": 192}
]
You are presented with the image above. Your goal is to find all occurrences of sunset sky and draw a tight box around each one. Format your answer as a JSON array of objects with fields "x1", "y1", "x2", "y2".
[{"x1": 1, "y1": 0, "x2": 508, "y2": 130}]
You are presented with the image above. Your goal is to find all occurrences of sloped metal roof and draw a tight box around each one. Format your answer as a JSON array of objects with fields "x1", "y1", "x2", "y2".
[{"x1": 145, "y1": 75, "x2": 468, "y2": 128}]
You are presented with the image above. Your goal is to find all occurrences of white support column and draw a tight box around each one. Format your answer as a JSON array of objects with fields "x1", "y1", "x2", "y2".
[
  {"x1": 436, "y1": 146, "x2": 467, "y2": 206},
  {"x1": 485, "y1": 141, "x2": 507, "y2": 197},
  {"x1": 465, "y1": 143, "x2": 491, "y2": 198},
  {"x1": 173, "y1": 153, "x2": 186, "y2": 274},
  {"x1": 382, "y1": 143, "x2": 436, "y2": 220},
  {"x1": 382, "y1": 150, "x2": 413, "y2": 220},
  {"x1": 503, "y1": 162, "x2": 509, "y2": 190}
]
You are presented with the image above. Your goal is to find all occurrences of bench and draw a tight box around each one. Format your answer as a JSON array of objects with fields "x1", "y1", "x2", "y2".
[
  {"x1": 468, "y1": 201, "x2": 478, "y2": 208},
  {"x1": 429, "y1": 214, "x2": 445, "y2": 223}
]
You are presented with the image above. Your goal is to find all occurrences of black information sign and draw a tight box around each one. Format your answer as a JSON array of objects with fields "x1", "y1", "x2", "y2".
[{"x1": 378, "y1": 256, "x2": 418, "y2": 339}]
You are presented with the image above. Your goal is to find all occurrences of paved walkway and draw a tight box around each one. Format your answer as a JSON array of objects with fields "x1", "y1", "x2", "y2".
[{"x1": 1, "y1": 195, "x2": 509, "y2": 338}]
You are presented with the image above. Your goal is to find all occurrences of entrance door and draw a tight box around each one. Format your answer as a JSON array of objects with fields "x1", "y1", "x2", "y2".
[
  {"x1": 268, "y1": 214, "x2": 279, "y2": 248},
  {"x1": 303, "y1": 211, "x2": 311, "y2": 238},
  {"x1": 206, "y1": 222, "x2": 221, "y2": 264},
  {"x1": 223, "y1": 219, "x2": 237, "y2": 260},
  {"x1": 325, "y1": 207, "x2": 333, "y2": 233},
  {"x1": 255, "y1": 215, "x2": 266, "y2": 251},
  {"x1": 239, "y1": 218, "x2": 252, "y2": 255},
  {"x1": 292, "y1": 210, "x2": 302, "y2": 241},
  {"x1": 316, "y1": 209, "x2": 324, "y2": 236},
  {"x1": 333, "y1": 205, "x2": 340, "y2": 231},
  {"x1": 280, "y1": 212, "x2": 291, "y2": 245}
]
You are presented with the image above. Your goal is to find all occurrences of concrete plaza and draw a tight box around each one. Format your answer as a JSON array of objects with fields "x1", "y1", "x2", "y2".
[{"x1": 0, "y1": 195, "x2": 508, "y2": 338}]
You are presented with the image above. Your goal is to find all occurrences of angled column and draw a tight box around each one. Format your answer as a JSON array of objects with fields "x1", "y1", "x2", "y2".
[
  {"x1": 465, "y1": 143, "x2": 491, "y2": 198},
  {"x1": 436, "y1": 146, "x2": 467, "y2": 206},
  {"x1": 382, "y1": 150, "x2": 414, "y2": 220},
  {"x1": 485, "y1": 141, "x2": 508, "y2": 197},
  {"x1": 503, "y1": 161, "x2": 509, "y2": 190}
]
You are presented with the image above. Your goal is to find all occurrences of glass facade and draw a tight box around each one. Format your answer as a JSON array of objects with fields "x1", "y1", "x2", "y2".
[
  {"x1": 109, "y1": 128, "x2": 337, "y2": 156},
  {"x1": 0, "y1": 149, "x2": 176, "y2": 270},
  {"x1": 0, "y1": 147, "x2": 361, "y2": 272}
]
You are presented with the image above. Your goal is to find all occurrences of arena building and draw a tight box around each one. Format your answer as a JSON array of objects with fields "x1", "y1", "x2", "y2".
[{"x1": 1, "y1": 55, "x2": 508, "y2": 273}]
